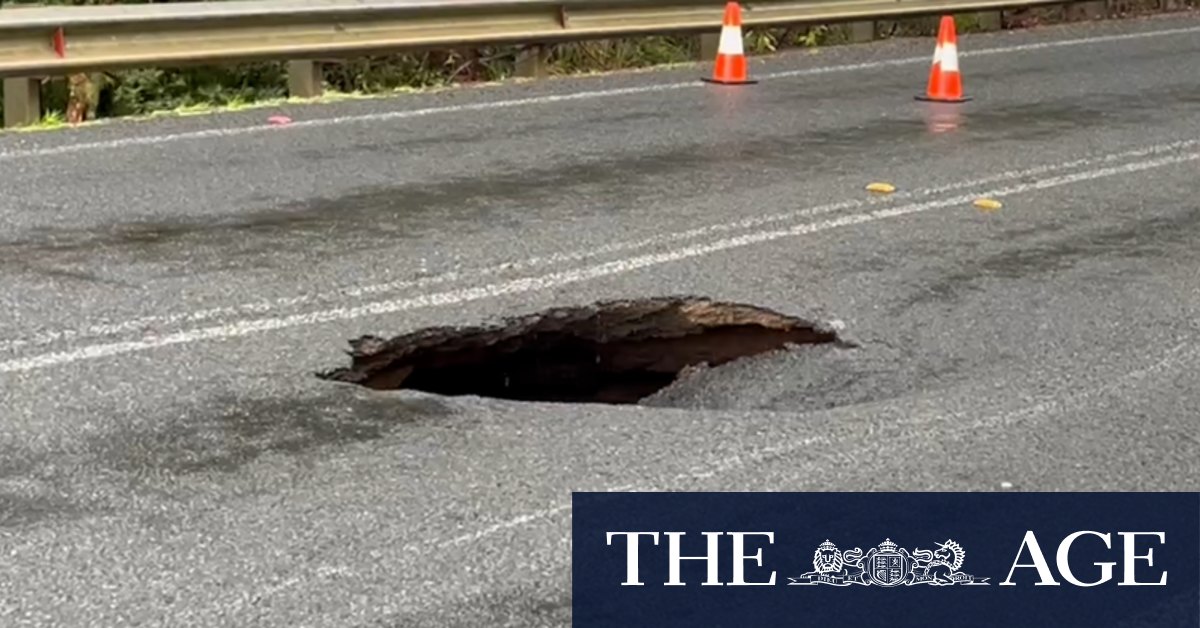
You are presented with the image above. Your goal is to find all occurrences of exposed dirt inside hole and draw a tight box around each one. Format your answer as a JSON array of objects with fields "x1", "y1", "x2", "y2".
[{"x1": 318, "y1": 296, "x2": 851, "y2": 404}]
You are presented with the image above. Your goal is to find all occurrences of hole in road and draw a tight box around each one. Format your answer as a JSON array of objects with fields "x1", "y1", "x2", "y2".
[{"x1": 318, "y1": 296, "x2": 849, "y2": 405}]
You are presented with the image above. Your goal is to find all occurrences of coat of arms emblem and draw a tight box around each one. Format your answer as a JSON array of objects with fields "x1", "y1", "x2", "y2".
[{"x1": 788, "y1": 538, "x2": 989, "y2": 586}]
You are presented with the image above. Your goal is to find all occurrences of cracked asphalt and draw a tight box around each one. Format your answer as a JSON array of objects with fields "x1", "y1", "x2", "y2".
[{"x1": 2, "y1": 11, "x2": 1200, "y2": 627}]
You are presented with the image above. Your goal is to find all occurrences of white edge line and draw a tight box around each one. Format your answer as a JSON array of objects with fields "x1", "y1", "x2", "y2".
[
  {"x1": 2, "y1": 24, "x2": 1199, "y2": 161},
  {"x1": 1, "y1": 149, "x2": 1196, "y2": 374},
  {"x1": 4, "y1": 137, "x2": 1198, "y2": 353}
]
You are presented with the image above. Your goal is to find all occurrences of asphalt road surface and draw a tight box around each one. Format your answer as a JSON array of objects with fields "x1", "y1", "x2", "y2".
[{"x1": 3, "y1": 12, "x2": 1200, "y2": 627}]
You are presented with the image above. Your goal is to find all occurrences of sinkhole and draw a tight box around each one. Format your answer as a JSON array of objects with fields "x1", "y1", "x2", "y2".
[{"x1": 317, "y1": 296, "x2": 848, "y2": 405}]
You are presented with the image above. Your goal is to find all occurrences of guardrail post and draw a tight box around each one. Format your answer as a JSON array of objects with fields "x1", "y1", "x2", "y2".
[
  {"x1": 515, "y1": 44, "x2": 549, "y2": 79},
  {"x1": 847, "y1": 21, "x2": 876, "y2": 43},
  {"x1": 697, "y1": 32, "x2": 720, "y2": 60},
  {"x1": 3, "y1": 77, "x2": 42, "y2": 128},
  {"x1": 287, "y1": 60, "x2": 323, "y2": 98}
]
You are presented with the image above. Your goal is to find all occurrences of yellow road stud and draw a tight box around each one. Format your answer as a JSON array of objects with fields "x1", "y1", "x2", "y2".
[
  {"x1": 974, "y1": 198, "x2": 1003, "y2": 211},
  {"x1": 866, "y1": 182, "x2": 896, "y2": 194}
]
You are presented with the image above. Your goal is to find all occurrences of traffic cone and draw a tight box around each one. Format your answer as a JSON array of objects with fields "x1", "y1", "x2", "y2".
[
  {"x1": 916, "y1": 16, "x2": 971, "y2": 103},
  {"x1": 702, "y1": 2, "x2": 757, "y2": 85}
]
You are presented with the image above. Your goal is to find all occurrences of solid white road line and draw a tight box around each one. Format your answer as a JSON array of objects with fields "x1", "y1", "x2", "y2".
[
  {"x1": 1, "y1": 24, "x2": 1198, "y2": 161},
  {"x1": 1, "y1": 148, "x2": 1196, "y2": 374},
  {"x1": 4, "y1": 137, "x2": 1197, "y2": 353}
]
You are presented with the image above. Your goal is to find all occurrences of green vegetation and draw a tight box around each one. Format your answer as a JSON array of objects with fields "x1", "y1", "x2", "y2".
[
  {"x1": 0, "y1": 0, "x2": 1192, "y2": 127},
  {"x1": 0, "y1": 32, "x2": 831, "y2": 126}
]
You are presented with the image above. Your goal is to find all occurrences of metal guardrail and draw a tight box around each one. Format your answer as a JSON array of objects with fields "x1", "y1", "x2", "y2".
[
  {"x1": 0, "y1": 0, "x2": 1083, "y2": 126},
  {"x1": 0, "y1": 0, "x2": 1075, "y2": 77}
]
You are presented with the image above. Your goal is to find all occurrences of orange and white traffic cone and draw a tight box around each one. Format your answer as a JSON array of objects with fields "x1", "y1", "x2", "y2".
[
  {"x1": 916, "y1": 16, "x2": 971, "y2": 103},
  {"x1": 702, "y1": 2, "x2": 757, "y2": 85}
]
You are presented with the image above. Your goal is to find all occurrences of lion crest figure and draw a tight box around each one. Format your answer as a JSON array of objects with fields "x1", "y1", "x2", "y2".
[
  {"x1": 795, "y1": 540, "x2": 865, "y2": 583},
  {"x1": 812, "y1": 539, "x2": 844, "y2": 574}
]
